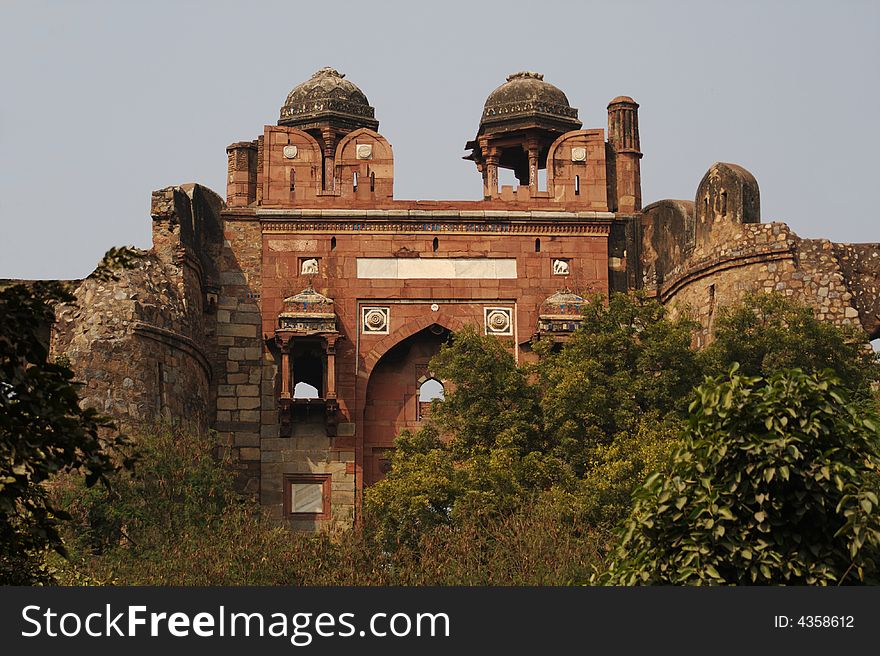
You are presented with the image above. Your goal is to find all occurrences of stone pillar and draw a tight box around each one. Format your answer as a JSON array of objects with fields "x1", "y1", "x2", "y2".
[
  {"x1": 527, "y1": 139, "x2": 540, "y2": 195},
  {"x1": 322, "y1": 128, "x2": 336, "y2": 192},
  {"x1": 324, "y1": 335, "x2": 339, "y2": 400},
  {"x1": 279, "y1": 339, "x2": 292, "y2": 400},
  {"x1": 485, "y1": 153, "x2": 499, "y2": 199},
  {"x1": 226, "y1": 141, "x2": 257, "y2": 207}
]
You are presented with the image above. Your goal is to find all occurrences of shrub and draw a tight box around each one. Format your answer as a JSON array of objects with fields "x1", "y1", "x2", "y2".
[{"x1": 596, "y1": 368, "x2": 880, "y2": 585}]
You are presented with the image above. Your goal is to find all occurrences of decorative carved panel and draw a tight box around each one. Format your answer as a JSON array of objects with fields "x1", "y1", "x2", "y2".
[
  {"x1": 484, "y1": 307, "x2": 513, "y2": 336},
  {"x1": 362, "y1": 306, "x2": 390, "y2": 334}
]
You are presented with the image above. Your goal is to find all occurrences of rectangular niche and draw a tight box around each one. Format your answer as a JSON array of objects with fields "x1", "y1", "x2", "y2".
[
  {"x1": 356, "y1": 258, "x2": 517, "y2": 279},
  {"x1": 283, "y1": 474, "x2": 331, "y2": 519}
]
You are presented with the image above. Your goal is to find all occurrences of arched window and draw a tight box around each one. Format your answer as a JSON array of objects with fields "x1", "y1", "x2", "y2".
[
  {"x1": 330, "y1": 236, "x2": 337, "y2": 250},
  {"x1": 432, "y1": 237, "x2": 439, "y2": 252},
  {"x1": 353, "y1": 171, "x2": 358, "y2": 192},
  {"x1": 574, "y1": 174, "x2": 580, "y2": 195},
  {"x1": 293, "y1": 381, "x2": 319, "y2": 399},
  {"x1": 289, "y1": 169, "x2": 296, "y2": 193},
  {"x1": 418, "y1": 378, "x2": 444, "y2": 420},
  {"x1": 370, "y1": 171, "x2": 375, "y2": 192},
  {"x1": 535, "y1": 238, "x2": 541, "y2": 253}
]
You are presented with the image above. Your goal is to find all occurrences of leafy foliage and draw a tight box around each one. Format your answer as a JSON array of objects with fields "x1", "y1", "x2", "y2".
[
  {"x1": 573, "y1": 414, "x2": 681, "y2": 533},
  {"x1": 92, "y1": 246, "x2": 145, "y2": 282},
  {"x1": 53, "y1": 422, "x2": 603, "y2": 585},
  {"x1": 596, "y1": 368, "x2": 880, "y2": 585},
  {"x1": 365, "y1": 328, "x2": 574, "y2": 548},
  {"x1": 536, "y1": 292, "x2": 699, "y2": 474},
  {"x1": 0, "y1": 281, "x2": 129, "y2": 584},
  {"x1": 703, "y1": 292, "x2": 879, "y2": 399},
  {"x1": 367, "y1": 295, "x2": 696, "y2": 548}
]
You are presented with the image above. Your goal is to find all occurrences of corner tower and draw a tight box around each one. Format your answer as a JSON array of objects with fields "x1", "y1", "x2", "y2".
[{"x1": 606, "y1": 96, "x2": 642, "y2": 213}]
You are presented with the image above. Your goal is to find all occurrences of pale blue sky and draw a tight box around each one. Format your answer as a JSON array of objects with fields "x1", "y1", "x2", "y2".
[{"x1": 1, "y1": 0, "x2": 878, "y2": 279}]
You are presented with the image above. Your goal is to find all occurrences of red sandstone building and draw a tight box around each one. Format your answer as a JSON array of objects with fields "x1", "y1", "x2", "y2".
[
  {"x1": 51, "y1": 67, "x2": 880, "y2": 530},
  {"x1": 225, "y1": 67, "x2": 644, "y2": 527}
]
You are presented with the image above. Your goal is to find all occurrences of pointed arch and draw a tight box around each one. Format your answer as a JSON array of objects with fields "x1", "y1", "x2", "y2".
[
  {"x1": 361, "y1": 313, "x2": 468, "y2": 377},
  {"x1": 334, "y1": 127, "x2": 394, "y2": 162},
  {"x1": 334, "y1": 128, "x2": 394, "y2": 199}
]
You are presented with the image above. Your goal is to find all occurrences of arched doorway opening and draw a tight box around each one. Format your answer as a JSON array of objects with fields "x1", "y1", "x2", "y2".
[{"x1": 362, "y1": 324, "x2": 451, "y2": 486}]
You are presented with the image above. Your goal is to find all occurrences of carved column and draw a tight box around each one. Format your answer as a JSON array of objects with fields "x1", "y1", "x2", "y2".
[
  {"x1": 322, "y1": 128, "x2": 336, "y2": 192},
  {"x1": 324, "y1": 335, "x2": 339, "y2": 400},
  {"x1": 485, "y1": 152, "x2": 499, "y2": 199},
  {"x1": 278, "y1": 337, "x2": 292, "y2": 400},
  {"x1": 527, "y1": 138, "x2": 539, "y2": 195}
]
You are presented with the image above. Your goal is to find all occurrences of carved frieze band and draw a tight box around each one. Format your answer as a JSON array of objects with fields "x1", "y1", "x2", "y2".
[{"x1": 263, "y1": 221, "x2": 610, "y2": 236}]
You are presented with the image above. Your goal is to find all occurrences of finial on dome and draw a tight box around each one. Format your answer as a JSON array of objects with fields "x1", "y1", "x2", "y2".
[
  {"x1": 312, "y1": 66, "x2": 345, "y2": 79},
  {"x1": 507, "y1": 71, "x2": 544, "y2": 82}
]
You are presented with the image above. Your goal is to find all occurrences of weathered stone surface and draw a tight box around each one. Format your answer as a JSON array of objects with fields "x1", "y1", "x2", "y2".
[{"x1": 46, "y1": 72, "x2": 880, "y2": 538}]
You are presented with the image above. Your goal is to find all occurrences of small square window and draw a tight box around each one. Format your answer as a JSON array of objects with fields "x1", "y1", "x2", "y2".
[{"x1": 283, "y1": 474, "x2": 331, "y2": 519}]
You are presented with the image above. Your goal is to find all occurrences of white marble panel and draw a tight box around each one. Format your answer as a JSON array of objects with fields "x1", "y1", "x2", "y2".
[
  {"x1": 356, "y1": 258, "x2": 517, "y2": 279},
  {"x1": 357, "y1": 259, "x2": 399, "y2": 278}
]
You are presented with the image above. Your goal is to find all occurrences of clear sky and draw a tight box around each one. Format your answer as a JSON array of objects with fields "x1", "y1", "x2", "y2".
[{"x1": 1, "y1": 0, "x2": 878, "y2": 279}]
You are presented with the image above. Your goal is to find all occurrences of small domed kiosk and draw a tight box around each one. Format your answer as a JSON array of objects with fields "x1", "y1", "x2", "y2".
[{"x1": 465, "y1": 71, "x2": 582, "y2": 198}]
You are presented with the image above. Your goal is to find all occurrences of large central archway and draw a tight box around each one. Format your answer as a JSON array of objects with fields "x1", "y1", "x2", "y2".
[{"x1": 362, "y1": 323, "x2": 452, "y2": 487}]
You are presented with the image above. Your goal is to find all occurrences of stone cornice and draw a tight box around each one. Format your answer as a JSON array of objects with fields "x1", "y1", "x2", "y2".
[
  {"x1": 238, "y1": 208, "x2": 613, "y2": 235},
  {"x1": 260, "y1": 218, "x2": 611, "y2": 236},
  {"x1": 253, "y1": 208, "x2": 615, "y2": 220}
]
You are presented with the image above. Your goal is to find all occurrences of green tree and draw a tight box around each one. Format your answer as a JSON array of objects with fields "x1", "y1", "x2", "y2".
[
  {"x1": 367, "y1": 296, "x2": 699, "y2": 548},
  {"x1": 429, "y1": 324, "x2": 543, "y2": 456},
  {"x1": 703, "y1": 292, "x2": 879, "y2": 399},
  {"x1": 54, "y1": 422, "x2": 604, "y2": 586},
  {"x1": 0, "y1": 281, "x2": 129, "y2": 584},
  {"x1": 536, "y1": 292, "x2": 700, "y2": 475},
  {"x1": 365, "y1": 327, "x2": 571, "y2": 548},
  {"x1": 596, "y1": 368, "x2": 880, "y2": 585}
]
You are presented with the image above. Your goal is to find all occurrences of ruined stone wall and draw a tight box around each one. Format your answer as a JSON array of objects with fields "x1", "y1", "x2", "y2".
[
  {"x1": 659, "y1": 221, "x2": 862, "y2": 345},
  {"x1": 51, "y1": 253, "x2": 212, "y2": 428},
  {"x1": 51, "y1": 183, "x2": 223, "y2": 434},
  {"x1": 640, "y1": 199, "x2": 694, "y2": 291},
  {"x1": 831, "y1": 243, "x2": 880, "y2": 339}
]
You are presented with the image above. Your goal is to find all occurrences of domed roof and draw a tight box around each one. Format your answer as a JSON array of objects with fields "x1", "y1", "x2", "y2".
[
  {"x1": 480, "y1": 71, "x2": 581, "y2": 131},
  {"x1": 279, "y1": 67, "x2": 378, "y2": 131},
  {"x1": 608, "y1": 95, "x2": 638, "y2": 106}
]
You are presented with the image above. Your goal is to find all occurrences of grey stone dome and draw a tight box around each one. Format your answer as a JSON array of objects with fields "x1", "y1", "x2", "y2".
[
  {"x1": 279, "y1": 67, "x2": 378, "y2": 131},
  {"x1": 480, "y1": 71, "x2": 580, "y2": 130}
]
